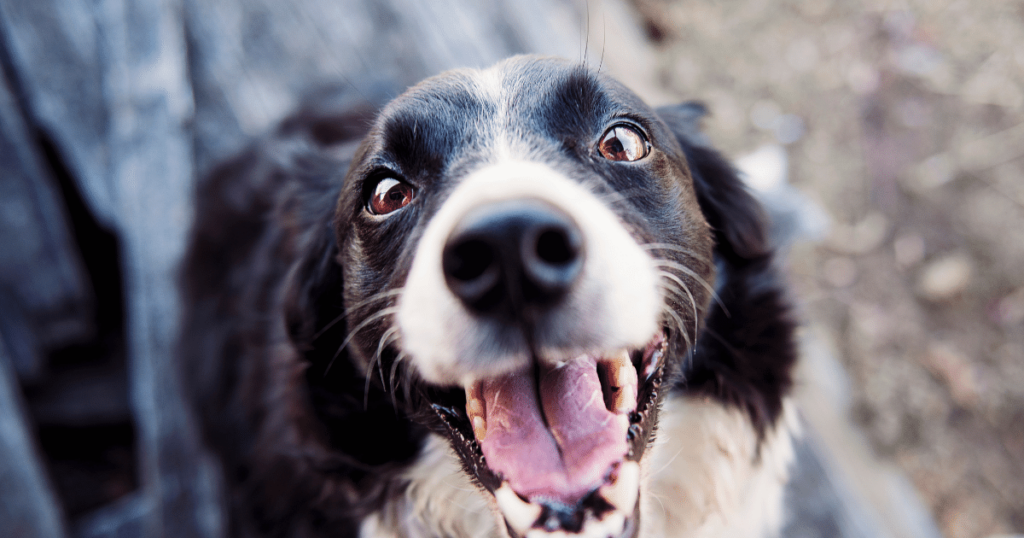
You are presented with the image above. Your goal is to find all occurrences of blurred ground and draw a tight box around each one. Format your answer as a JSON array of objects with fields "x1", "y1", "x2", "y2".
[{"x1": 629, "y1": 1, "x2": 1024, "y2": 537}]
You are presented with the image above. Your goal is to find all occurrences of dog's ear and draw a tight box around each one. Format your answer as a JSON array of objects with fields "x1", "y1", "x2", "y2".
[
  {"x1": 278, "y1": 106, "x2": 374, "y2": 360},
  {"x1": 282, "y1": 225, "x2": 344, "y2": 356},
  {"x1": 657, "y1": 102, "x2": 769, "y2": 261}
]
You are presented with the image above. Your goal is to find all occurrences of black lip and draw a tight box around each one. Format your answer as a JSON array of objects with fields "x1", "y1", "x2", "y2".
[{"x1": 626, "y1": 341, "x2": 667, "y2": 464}]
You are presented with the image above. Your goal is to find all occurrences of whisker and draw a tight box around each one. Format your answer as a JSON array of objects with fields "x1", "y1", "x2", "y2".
[
  {"x1": 348, "y1": 288, "x2": 405, "y2": 315},
  {"x1": 651, "y1": 491, "x2": 667, "y2": 517},
  {"x1": 641, "y1": 243, "x2": 711, "y2": 265},
  {"x1": 402, "y1": 363, "x2": 414, "y2": 406},
  {"x1": 583, "y1": 0, "x2": 591, "y2": 63},
  {"x1": 652, "y1": 259, "x2": 730, "y2": 317},
  {"x1": 658, "y1": 271, "x2": 700, "y2": 348},
  {"x1": 664, "y1": 307, "x2": 692, "y2": 356},
  {"x1": 324, "y1": 306, "x2": 400, "y2": 376},
  {"x1": 363, "y1": 353, "x2": 379, "y2": 410},
  {"x1": 313, "y1": 315, "x2": 346, "y2": 343},
  {"x1": 653, "y1": 445, "x2": 687, "y2": 476},
  {"x1": 312, "y1": 288, "x2": 404, "y2": 341},
  {"x1": 375, "y1": 326, "x2": 400, "y2": 388},
  {"x1": 655, "y1": 286, "x2": 696, "y2": 350},
  {"x1": 657, "y1": 276, "x2": 698, "y2": 359},
  {"x1": 389, "y1": 352, "x2": 407, "y2": 410}
]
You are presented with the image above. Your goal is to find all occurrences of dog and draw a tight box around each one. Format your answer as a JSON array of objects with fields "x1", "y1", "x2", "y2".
[{"x1": 180, "y1": 55, "x2": 798, "y2": 538}]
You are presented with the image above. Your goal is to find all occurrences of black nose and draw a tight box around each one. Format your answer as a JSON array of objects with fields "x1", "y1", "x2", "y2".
[{"x1": 442, "y1": 200, "x2": 584, "y2": 316}]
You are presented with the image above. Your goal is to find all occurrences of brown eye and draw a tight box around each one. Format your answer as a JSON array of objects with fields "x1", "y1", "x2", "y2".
[
  {"x1": 598, "y1": 124, "x2": 650, "y2": 162},
  {"x1": 368, "y1": 177, "x2": 415, "y2": 215}
]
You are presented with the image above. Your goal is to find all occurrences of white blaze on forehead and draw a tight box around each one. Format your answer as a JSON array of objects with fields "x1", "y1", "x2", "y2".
[
  {"x1": 473, "y1": 63, "x2": 507, "y2": 109},
  {"x1": 472, "y1": 64, "x2": 515, "y2": 162},
  {"x1": 398, "y1": 159, "x2": 661, "y2": 385}
]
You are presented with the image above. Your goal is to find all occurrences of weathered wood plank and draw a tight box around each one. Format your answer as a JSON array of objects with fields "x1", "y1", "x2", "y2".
[
  {"x1": 74, "y1": 494, "x2": 150, "y2": 538},
  {"x1": 0, "y1": 56, "x2": 93, "y2": 383},
  {"x1": 0, "y1": 0, "x2": 115, "y2": 227},
  {"x1": 0, "y1": 334, "x2": 68, "y2": 538},
  {"x1": 182, "y1": 0, "x2": 659, "y2": 174},
  {"x1": 97, "y1": 0, "x2": 223, "y2": 534}
]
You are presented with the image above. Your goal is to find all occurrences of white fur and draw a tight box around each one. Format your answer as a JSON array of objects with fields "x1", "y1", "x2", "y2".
[
  {"x1": 641, "y1": 396, "x2": 798, "y2": 538},
  {"x1": 359, "y1": 435, "x2": 500, "y2": 538},
  {"x1": 361, "y1": 398, "x2": 799, "y2": 538},
  {"x1": 472, "y1": 65, "x2": 514, "y2": 161},
  {"x1": 397, "y1": 160, "x2": 661, "y2": 386}
]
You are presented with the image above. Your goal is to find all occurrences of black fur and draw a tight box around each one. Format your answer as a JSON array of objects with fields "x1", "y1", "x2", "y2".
[
  {"x1": 181, "y1": 110, "x2": 427, "y2": 536},
  {"x1": 656, "y1": 103, "x2": 797, "y2": 437},
  {"x1": 180, "y1": 59, "x2": 796, "y2": 537}
]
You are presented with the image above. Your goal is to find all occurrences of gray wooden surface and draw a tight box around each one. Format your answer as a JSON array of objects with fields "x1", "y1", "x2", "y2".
[
  {"x1": 0, "y1": 334, "x2": 68, "y2": 538},
  {"x1": 0, "y1": 0, "x2": 939, "y2": 537},
  {"x1": 0, "y1": 55, "x2": 93, "y2": 384}
]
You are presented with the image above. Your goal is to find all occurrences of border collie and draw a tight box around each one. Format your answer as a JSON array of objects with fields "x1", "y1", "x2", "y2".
[{"x1": 180, "y1": 55, "x2": 798, "y2": 538}]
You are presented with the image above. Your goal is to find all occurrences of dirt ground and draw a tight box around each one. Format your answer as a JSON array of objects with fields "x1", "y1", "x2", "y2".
[{"x1": 629, "y1": 1, "x2": 1024, "y2": 537}]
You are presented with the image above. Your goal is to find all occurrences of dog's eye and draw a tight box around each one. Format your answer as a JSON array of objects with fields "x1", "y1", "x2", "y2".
[
  {"x1": 368, "y1": 177, "x2": 415, "y2": 215},
  {"x1": 598, "y1": 124, "x2": 650, "y2": 162}
]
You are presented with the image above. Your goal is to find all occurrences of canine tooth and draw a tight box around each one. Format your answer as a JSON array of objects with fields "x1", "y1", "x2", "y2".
[
  {"x1": 602, "y1": 350, "x2": 638, "y2": 414},
  {"x1": 465, "y1": 382, "x2": 486, "y2": 441},
  {"x1": 643, "y1": 344, "x2": 664, "y2": 381},
  {"x1": 495, "y1": 484, "x2": 541, "y2": 534},
  {"x1": 471, "y1": 416, "x2": 487, "y2": 441},
  {"x1": 599, "y1": 461, "x2": 640, "y2": 512}
]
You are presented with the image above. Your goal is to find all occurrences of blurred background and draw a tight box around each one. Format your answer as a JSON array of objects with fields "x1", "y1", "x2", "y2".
[
  {"x1": 630, "y1": 2, "x2": 1024, "y2": 537},
  {"x1": 0, "y1": 0, "x2": 1020, "y2": 537}
]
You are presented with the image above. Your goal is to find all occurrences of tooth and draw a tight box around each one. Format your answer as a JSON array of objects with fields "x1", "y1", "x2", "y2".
[
  {"x1": 601, "y1": 350, "x2": 638, "y2": 414},
  {"x1": 465, "y1": 382, "x2": 486, "y2": 441},
  {"x1": 643, "y1": 342, "x2": 665, "y2": 381},
  {"x1": 599, "y1": 461, "x2": 640, "y2": 512},
  {"x1": 495, "y1": 483, "x2": 541, "y2": 534},
  {"x1": 574, "y1": 512, "x2": 625, "y2": 538},
  {"x1": 471, "y1": 416, "x2": 486, "y2": 441}
]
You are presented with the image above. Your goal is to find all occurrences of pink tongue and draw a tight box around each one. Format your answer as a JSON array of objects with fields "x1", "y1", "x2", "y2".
[{"x1": 478, "y1": 356, "x2": 629, "y2": 505}]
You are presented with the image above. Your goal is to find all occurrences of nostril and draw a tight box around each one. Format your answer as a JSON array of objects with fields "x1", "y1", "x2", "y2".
[
  {"x1": 446, "y1": 239, "x2": 494, "y2": 282},
  {"x1": 443, "y1": 236, "x2": 502, "y2": 310},
  {"x1": 522, "y1": 220, "x2": 583, "y2": 301},
  {"x1": 535, "y1": 227, "x2": 579, "y2": 266}
]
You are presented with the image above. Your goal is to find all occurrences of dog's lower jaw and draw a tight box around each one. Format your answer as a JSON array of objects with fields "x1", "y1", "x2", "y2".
[{"x1": 359, "y1": 398, "x2": 798, "y2": 538}]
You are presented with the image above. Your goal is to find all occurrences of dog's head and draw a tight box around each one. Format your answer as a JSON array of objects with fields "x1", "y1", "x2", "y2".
[{"x1": 312, "y1": 56, "x2": 766, "y2": 537}]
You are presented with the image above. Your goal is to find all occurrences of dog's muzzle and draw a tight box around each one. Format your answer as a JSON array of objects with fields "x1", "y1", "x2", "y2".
[{"x1": 396, "y1": 160, "x2": 667, "y2": 538}]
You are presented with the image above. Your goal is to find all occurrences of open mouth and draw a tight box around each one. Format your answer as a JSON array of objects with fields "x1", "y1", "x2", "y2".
[{"x1": 431, "y1": 332, "x2": 668, "y2": 537}]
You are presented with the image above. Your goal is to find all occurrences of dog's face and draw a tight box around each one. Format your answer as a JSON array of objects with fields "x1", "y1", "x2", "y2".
[{"x1": 333, "y1": 56, "x2": 715, "y2": 537}]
